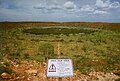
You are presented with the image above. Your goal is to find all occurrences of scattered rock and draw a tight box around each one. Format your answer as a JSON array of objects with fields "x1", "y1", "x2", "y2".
[
  {"x1": 1, "y1": 59, "x2": 119, "y2": 81},
  {"x1": 25, "y1": 69, "x2": 37, "y2": 76},
  {"x1": 89, "y1": 75, "x2": 98, "y2": 80},
  {"x1": 43, "y1": 62, "x2": 47, "y2": 67},
  {"x1": 27, "y1": 78, "x2": 30, "y2": 80},
  {"x1": 1, "y1": 72, "x2": 12, "y2": 79},
  {"x1": 113, "y1": 70, "x2": 120, "y2": 75}
]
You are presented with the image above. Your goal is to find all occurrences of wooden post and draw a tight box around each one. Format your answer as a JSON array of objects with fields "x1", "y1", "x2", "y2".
[
  {"x1": 58, "y1": 43, "x2": 62, "y2": 81},
  {"x1": 58, "y1": 78, "x2": 62, "y2": 81},
  {"x1": 57, "y1": 42, "x2": 60, "y2": 58}
]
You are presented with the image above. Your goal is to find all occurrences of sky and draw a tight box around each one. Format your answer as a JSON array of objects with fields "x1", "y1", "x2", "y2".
[{"x1": 0, "y1": 0, "x2": 120, "y2": 22}]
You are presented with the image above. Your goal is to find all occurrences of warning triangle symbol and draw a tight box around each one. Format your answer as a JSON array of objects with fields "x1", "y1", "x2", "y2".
[{"x1": 49, "y1": 64, "x2": 56, "y2": 72}]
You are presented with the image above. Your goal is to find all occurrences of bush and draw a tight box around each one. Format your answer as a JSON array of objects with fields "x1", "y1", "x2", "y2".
[
  {"x1": 73, "y1": 54, "x2": 91, "y2": 74},
  {"x1": 30, "y1": 54, "x2": 45, "y2": 62},
  {"x1": 8, "y1": 52, "x2": 21, "y2": 60},
  {"x1": 39, "y1": 43, "x2": 56, "y2": 61},
  {"x1": 0, "y1": 63, "x2": 12, "y2": 80},
  {"x1": 0, "y1": 64, "x2": 12, "y2": 75},
  {"x1": 23, "y1": 28, "x2": 97, "y2": 35},
  {"x1": 23, "y1": 53, "x2": 30, "y2": 59}
]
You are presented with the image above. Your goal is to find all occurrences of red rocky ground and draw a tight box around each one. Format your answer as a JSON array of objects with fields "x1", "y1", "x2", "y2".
[{"x1": 0, "y1": 59, "x2": 120, "y2": 81}]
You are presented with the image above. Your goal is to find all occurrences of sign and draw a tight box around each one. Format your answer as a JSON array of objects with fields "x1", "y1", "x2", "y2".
[
  {"x1": 46, "y1": 59, "x2": 74, "y2": 77},
  {"x1": 49, "y1": 64, "x2": 56, "y2": 72}
]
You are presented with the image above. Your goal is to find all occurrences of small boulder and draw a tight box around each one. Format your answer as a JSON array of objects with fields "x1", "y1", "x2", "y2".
[
  {"x1": 26, "y1": 69, "x2": 37, "y2": 76},
  {"x1": 1, "y1": 72, "x2": 12, "y2": 79},
  {"x1": 113, "y1": 70, "x2": 120, "y2": 75}
]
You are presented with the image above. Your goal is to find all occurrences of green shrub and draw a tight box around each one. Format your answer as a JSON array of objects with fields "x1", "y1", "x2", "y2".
[
  {"x1": 73, "y1": 54, "x2": 92, "y2": 74},
  {"x1": 23, "y1": 28, "x2": 97, "y2": 35},
  {"x1": 8, "y1": 52, "x2": 21, "y2": 60},
  {"x1": 30, "y1": 54, "x2": 45, "y2": 62},
  {"x1": 39, "y1": 43, "x2": 56, "y2": 60},
  {"x1": 0, "y1": 63, "x2": 12, "y2": 80},
  {"x1": 23, "y1": 53, "x2": 30, "y2": 59},
  {"x1": 0, "y1": 65, "x2": 12, "y2": 74}
]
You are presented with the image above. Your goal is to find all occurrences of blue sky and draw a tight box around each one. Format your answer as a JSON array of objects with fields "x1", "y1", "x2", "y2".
[{"x1": 0, "y1": 0, "x2": 120, "y2": 22}]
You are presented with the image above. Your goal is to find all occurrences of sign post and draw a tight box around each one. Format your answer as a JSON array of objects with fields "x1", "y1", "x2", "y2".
[
  {"x1": 46, "y1": 59, "x2": 74, "y2": 81},
  {"x1": 58, "y1": 78, "x2": 62, "y2": 81},
  {"x1": 46, "y1": 43, "x2": 73, "y2": 81}
]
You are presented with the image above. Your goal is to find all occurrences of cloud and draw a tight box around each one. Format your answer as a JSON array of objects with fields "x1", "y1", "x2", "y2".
[
  {"x1": 46, "y1": 5, "x2": 61, "y2": 10},
  {"x1": 93, "y1": 10, "x2": 108, "y2": 15},
  {"x1": 0, "y1": 0, "x2": 120, "y2": 22},
  {"x1": 109, "y1": 2, "x2": 120, "y2": 8},
  {"x1": 81, "y1": 5, "x2": 94, "y2": 12},
  {"x1": 34, "y1": 1, "x2": 78, "y2": 12},
  {"x1": 34, "y1": 4, "x2": 45, "y2": 9},
  {"x1": 95, "y1": 0, "x2": 120, "y2": 9},
  {"x1": 96, "y1": 0, "x2": 110, "y2": 8},
  {"x1": 79, "y1": 4, "x2": 108, "y2": 15},
  {"x1": 63, "y1": 1, "x2": 77, "y2": 11},
  {"x1": 34, "y1": 4, "x2": 61, "y2": 10}
]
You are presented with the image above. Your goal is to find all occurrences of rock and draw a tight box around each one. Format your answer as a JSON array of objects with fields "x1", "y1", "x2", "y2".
[
  {"x1": 27, "y1": 78, "x2": 30, "y2": 80},
  {"x1": 26, "y1": 69, "x2": 37, "y2": 76},
  {"x1": 89, "y1": 75, "x2": 98, "y2": 80},
  {"x1": 15, "y1": 65, "x2": 19, "y2": 67},
  {"x1": 43, "y1": 62, "x2": 47, "y2": 67},
  {"x1": 113, "y1": 70, "x2": 120, "y2": 75},
  {"x1": 16, "y1": 77, "x2": 20, "y2": 79},
  {"x1": 1, "y1": 73, "x2": 12, "y2": 79}
]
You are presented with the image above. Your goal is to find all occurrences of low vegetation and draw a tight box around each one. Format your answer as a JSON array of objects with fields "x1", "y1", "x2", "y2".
[
  {"x1": 0, "y1": 22, "x2": 120, "y2": 76},
  {"x1": 23, "y1": 27, "x2": 97, "y2": 35}
]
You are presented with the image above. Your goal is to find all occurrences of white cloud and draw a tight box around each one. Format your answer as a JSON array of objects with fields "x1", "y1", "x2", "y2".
[
  {"x1": 34, "y1": 4, "x2": 61, "y2": 10},
  {"x1": 93, "y1": 10, "x2": 108, "y2": 15},
  {"x1": 33, "y1": 0, "x2": 69, "y2": 10},
  {"x1": 47, "y1": 5, "x2": 61, "y2": 10},
  {"x1": 95, "y1": 0, "x2": 120, "y2": 9},
  {"x1": 81, "y1": 5, "x2": 94, "y2": 12},
  {"x1": 64, "y1": 1, "x2": 77, "y2": 11},
  {"x1": 34, "y1": 4, "x2": 45, "y2": 9},
  {"x1": 96, "y1": 0, "x2": 110, "y2": 8},
  {"x1": 109, "y1": 2, "x2": 120, "y2": 8},
  {"x1": 0, "y1": 0, "x2": 120, "y2": 22}
]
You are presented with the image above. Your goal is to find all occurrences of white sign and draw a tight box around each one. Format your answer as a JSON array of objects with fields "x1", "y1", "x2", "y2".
[{"x1": 46, "y1": 59, "x2": 74, "y2": 77}]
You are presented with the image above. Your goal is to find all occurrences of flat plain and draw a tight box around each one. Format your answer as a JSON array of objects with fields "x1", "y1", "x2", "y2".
[{"x1": 0, "y1": 22, "x2": 120, "y2": 81}]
